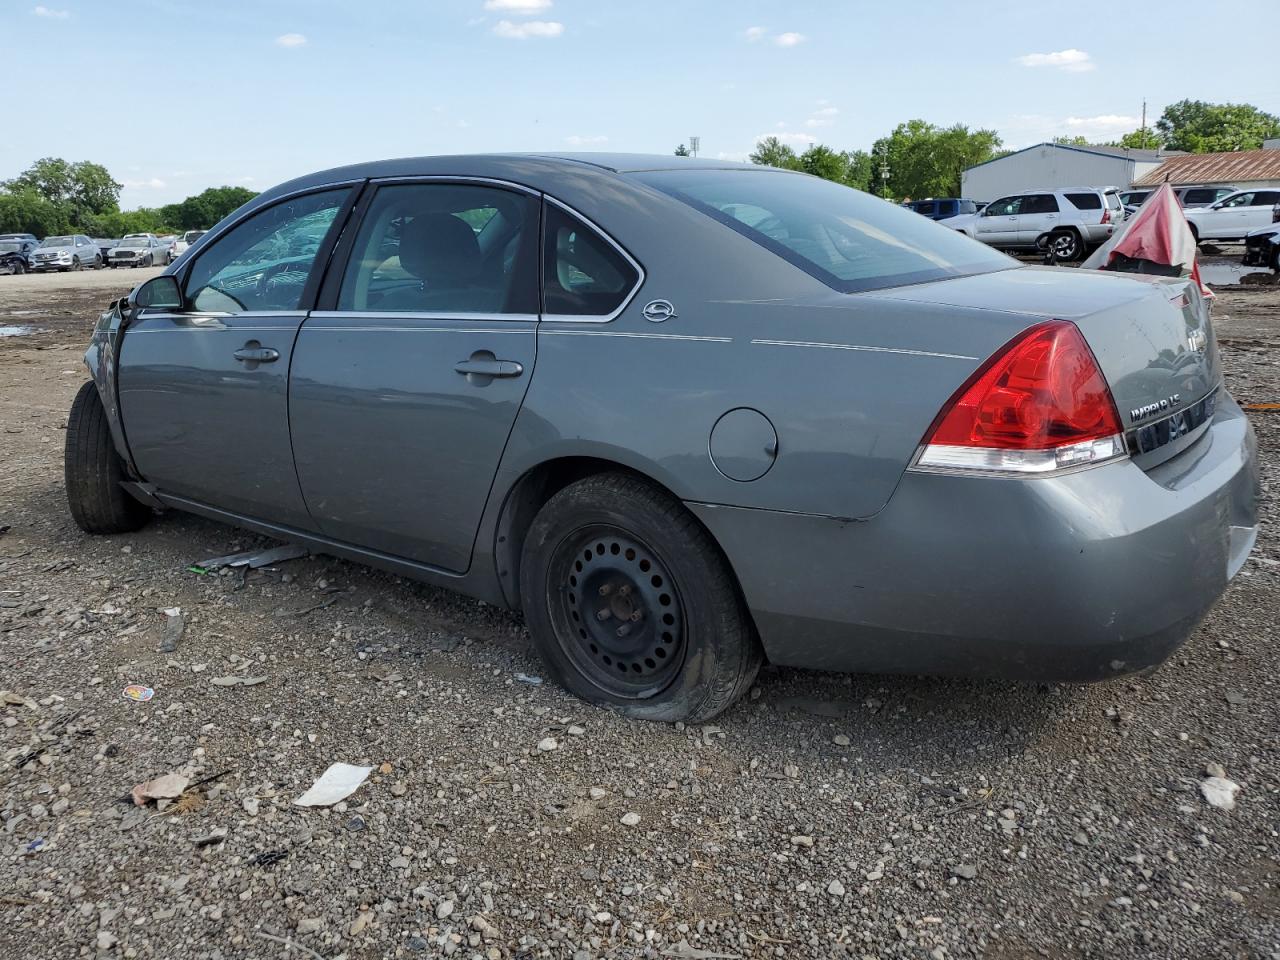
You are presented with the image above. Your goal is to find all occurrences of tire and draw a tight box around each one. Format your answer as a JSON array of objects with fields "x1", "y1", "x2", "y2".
[
  {"x1": 519, "y1": 472, "x2": 762, "y2": 723},
  {"x1": 1188, "y1": 223, "x2": 1200, "y2": 245},
  {"x1": 64, "y1": 381, "x2": 151, "y2": 535},
  {"x1": 94, "y1": 254, "x2": 103, "y2": 269},
  {"x1": 1049, "y1": 229, "x2": 1082, "y2": 262},
  {"x1": 71, "y1": 256, "x2": 81, "y2": 272}
]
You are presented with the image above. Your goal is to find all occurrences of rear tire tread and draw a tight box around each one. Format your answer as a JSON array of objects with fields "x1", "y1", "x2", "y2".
[{"x1": 521, "y1": 472, "x2": 762, "y2": 723}]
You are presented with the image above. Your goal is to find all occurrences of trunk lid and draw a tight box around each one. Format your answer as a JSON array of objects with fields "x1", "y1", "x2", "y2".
[{"x1": 871, "y1": 265, "x2": 1220, "y2": 468}]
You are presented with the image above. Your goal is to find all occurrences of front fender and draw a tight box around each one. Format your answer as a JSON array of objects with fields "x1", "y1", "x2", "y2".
[{"x1": 83, "y1": 298, "x2": 140, "y2": 477}]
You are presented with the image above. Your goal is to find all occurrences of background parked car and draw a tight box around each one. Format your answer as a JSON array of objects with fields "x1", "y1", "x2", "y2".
[
  {"x1": 1242, "y1": 204, "x2": 1280, "y2": 270},
  {"x1": 0, "y1": 237, "x2": 39, "y2": 274},
  {"x1": 93, "y1": 238, "x2": 119, "y2": 263},
  {"x1": 30, "y1": 234, "x2": 102, "y2": 271},
  {"x1": 109, "y1": 234, "x2": 166, "y2": 268},
  {"x1": 0, "y1": 232, "x2": 39, "y2": 245},
  {"x1": 166, "y1": 229, "x2": 207, "y2": 263},
  {"x1": 903, "y1": 198, "x2": 978, "y2": 220},
  {"x1": 949, "y1": 186, "x2": 1125, "y2": 260},
  {"x1": 1184, "y1": 189, "x2": 1280, "y2": 243}
]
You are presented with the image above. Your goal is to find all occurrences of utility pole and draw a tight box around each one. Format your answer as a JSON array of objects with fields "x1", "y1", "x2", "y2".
[
  {"x1": 1141, "y1": 99, "x2": 1147, "y2": 139},
  {"x1": 689, "y1": 136, "x2": 700, "y2": 158}
]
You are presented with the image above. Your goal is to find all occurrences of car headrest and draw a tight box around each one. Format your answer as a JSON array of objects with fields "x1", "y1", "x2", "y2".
[{"x1": 398, "y1": 212, "x2": 481, "y2": 286}]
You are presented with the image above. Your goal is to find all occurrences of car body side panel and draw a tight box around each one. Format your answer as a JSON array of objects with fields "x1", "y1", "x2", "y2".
[{"x1": 688, "y1": 394, "x2": 1258, "y2": 680}]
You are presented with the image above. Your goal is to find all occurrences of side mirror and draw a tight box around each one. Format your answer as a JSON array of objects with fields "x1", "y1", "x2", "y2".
[{"x1": 132, "y1": 275, "x2": 183, "y2": 310}]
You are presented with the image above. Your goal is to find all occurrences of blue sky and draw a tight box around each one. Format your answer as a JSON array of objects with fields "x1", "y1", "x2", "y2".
[{"x1": 4, "y1": 0, "x2": 1278, "y2": 208}]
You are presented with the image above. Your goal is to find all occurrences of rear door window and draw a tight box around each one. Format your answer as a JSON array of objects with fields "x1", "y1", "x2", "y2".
[
  {"x1": 1024, "y1": 194, "x2": 1060, "y2": 214},
  {"x1": 914, "y1": 201, "x2": 937, "y2": 216},
  {"x1": 1252, "y1": 191, "x2": 1280, "y2": 206},
  {"x1": 337, "y1": 183, "x2": 538, "y2": 315},
  {"x1": 636, "y1": 169, "x2": 1013, "y2": 293},
  {"x1": 542, "y1": 204, "x2": 641, "y2": 317},
  {"x1": 1181, "y1": 188, "x2": 1214, "y2": 205}
]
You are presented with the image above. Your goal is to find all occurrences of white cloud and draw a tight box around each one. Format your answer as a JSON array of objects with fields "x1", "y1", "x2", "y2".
[
  {"x1": 493, "y1": 19, "x2": 563, "y2": 38},
  {"x1": 805, "y1": 105, "x2": 839, "y2": 128},
  {"x1": 1065, "y1": 114, "x2": 1137, "y2": 129},
  {"x1": 566, "y1": 135, "x2": 609, "y2": 146},
  {"x1": 485, "y1": 0, "x2": 552, "y2": 11},
  {"x1": 1015, "y1": 49, "x2": 1094, "y2": 72},
  {"x1": 233, "y1": 176, "x2": 257, "y2": 184},
  {"x1": 758, "y1": 131, "x2": 816, "y2": 148},
  {"x1": 275, "y1": 33, "x2": 307, "y2": 47},
  {"x1": 121, "y1": 178, "x2": 167, "y2": 190},
  {"x1": 774, "y1": 32, "x2": 805, "y2": 47},
  {"x1": 32, "y1": 5, "x2": 70, "y2": 19},
  {"x1": 716, "y1": 151, "x2": 750, "y2": 163},
  {"x1": 744, "y1": 26, "x2": 767, "y2": 42}
]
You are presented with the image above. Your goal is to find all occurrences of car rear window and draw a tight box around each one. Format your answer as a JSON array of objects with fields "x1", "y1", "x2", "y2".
[
  {"x1": 635, "y1": 170, "x2": 1013, "y2": 293},
  {"x1": 1065, "y1": 193, "x2": 1102, "y2": 210}
]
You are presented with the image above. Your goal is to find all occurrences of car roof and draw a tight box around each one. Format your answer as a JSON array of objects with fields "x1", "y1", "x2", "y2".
[{"x1": 255, "y1": 153, "x2": 769, "y2": 201}]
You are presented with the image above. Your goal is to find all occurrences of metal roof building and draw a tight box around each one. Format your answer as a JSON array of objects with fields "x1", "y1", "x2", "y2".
[
  {"x1": 961, "y1": 143, "x2": 1178, "y2": 202},
  {"x1": 1131, "y1": 148, "x2": 1280, "y2": 189}
]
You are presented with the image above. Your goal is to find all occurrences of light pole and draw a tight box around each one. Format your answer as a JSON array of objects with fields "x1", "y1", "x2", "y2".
[
  {"x1": 880, "y1": 161, "x2": 890, "y2": 199},
  {"x1": 689, "y1": 136, "x2": 701, "y2": 158}
]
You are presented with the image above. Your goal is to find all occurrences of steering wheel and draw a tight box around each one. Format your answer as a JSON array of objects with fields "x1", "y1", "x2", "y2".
[{"x1": 255, "y1": 261, "x2": 304, "y2": 306}]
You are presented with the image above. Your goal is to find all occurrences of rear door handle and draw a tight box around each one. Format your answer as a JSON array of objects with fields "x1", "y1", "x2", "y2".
[
  {"x1": 454, "y1": 352, "x2": 524, "y2": 380},
  {"x1": 233, "y1": 343, "x2": 279, "y2": 363}
]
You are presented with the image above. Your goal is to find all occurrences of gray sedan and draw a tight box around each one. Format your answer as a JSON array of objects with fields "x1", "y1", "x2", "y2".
[{"x1": 65, "y1": 154, "x2": 1259, "y2": 722}]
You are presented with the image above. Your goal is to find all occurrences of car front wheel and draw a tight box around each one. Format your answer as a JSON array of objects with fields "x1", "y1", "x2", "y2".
[
  {"x1": 64, "y1": 381, "x2": 151, "y2": 535},
  {"x1": 519, "y1": 472, "x2": 762, "y2": 723}
]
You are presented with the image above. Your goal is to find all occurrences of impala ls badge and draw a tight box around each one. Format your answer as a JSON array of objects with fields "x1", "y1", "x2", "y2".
[
  {"x1": 1130, "y1": 394, "x2": 1182, "y2": 423},
  {"x1": 1187, "y1": 329, "x2": 1207, "y2": 354},
  {"x1": 642, "y1": 299, "x2": 677, "y2": 323}
]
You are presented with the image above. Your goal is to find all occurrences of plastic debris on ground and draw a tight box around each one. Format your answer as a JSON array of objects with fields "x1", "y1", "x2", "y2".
[
  {"x1": 293, "y1": 763, "x2": 373, "y2": 807},
  {"x1": 188, "y1": 543, "x2": 309, "y2": 575},
  {"x1": 515, "y1": 673, "x2": 543, "y2": 685},
  {"x1": 121, "y1": 684, "x2": 154, "y2": 703},
  {"x1": 210, "y1": 675, "x2": 269, "y2": 687},
  {"x1": 1200, "y1": 776, "x2": 1241, "y2": 810},
  {"x1": 131, "y1": 772, "x2": 190, "y2": 807},
  {"x1": 159, "y1": 608, "x2": 184, "y2": 654}
]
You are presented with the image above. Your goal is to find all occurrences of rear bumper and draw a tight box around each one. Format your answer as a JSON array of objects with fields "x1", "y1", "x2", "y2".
[{"x1": 689, "y1": 394, "x2": 1259, "y2": 682}]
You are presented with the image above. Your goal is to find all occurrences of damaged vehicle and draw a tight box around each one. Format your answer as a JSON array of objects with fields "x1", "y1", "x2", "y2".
[
  {"x1": 64, "y1": 154, "x2": 1258, "y2": 721},
  {"x1": 1242, "y1": 203, "x2": 1280, "y2": 271},
  {"x1": 0, "y1": 237, "x2": 38, "y2": 274}
]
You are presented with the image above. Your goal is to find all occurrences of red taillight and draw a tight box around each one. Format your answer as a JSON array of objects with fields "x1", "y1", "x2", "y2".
[
  {"x1": 1101, "y1": 206, "x2": 1111, "y2": 225},
  {"x1": 917, "y1": 321, "x2": 1125, "y2": 474}
]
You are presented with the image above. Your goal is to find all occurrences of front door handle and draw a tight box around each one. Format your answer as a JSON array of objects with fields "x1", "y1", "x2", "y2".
[
  {"x1": 454, "y1": 350, "x2": 524, "y2": 381},
  {"x1": 233, "y1": 341, "x2": 279, "y2": 364}
]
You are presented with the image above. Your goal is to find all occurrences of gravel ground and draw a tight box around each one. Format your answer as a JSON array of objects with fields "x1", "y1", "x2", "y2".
[{"x1": 1, "y1": 263, "x2": 1277, "y2": 960}]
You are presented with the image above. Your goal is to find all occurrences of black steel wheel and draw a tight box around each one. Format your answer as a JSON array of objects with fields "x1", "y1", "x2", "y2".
[
  {"x1": 549, "y1": 524, "x2": 686, "y2": 698},
  {"x1": 520, "y1": 472, "x2": 762, "y2": 722}
]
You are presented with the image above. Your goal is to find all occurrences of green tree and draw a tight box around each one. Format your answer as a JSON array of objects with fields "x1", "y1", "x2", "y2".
[
  {"x1": 1155, "y1": 100, "x2": 1280, "y2": 153},
  {"x1": 1052, "y1": 135, "x2": 1092, "y2": 146},
  {"x1": 3, "y1": 157, "x2": 122, "y2": 223},
  {"x1": 797, "y1": 145, "x2": 848, "y2": 182},
  {"x1": 673, "y1": 143, "x2": 691, "y2": 157},
  {"x1": 1114, "y1": 128, "x2": 1161, "y2": 150},
  {"x1": 749, "y1": 136, "x2": 801, "y2": 170},
  {"x1": 0, "y1": 188, "x2": 71, "y2": 236},
  {"x1": 169, "y1": 186, "x2": 257, "y2": 230},
  {"x1": 871, "y1": 121, "x2": 1002, "y2": 198}
]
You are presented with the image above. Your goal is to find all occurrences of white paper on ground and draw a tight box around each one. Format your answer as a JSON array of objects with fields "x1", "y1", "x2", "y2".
[{"x1": 293, "y1": 763, "x2": 373, "y2": 807}]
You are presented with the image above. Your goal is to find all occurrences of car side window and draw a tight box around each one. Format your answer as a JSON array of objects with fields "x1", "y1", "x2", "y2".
[
  {"x1": 1024, "y1": 194, "x2": 1059, "y2": 214},
  {"x1": 1252, "y1": 191, "x2": 1280, "y2": 206},
  {"x1": 985, "y1": 196, "x2": 1021, "y2": 216},
  {"x1": 1221, "y1": 193, "x2": 1253, "y2": 208},
  {"x1": 185, "y1": 189, "x2": 350, "y2": 314},
  {"x1": 337, "y1": 183, "x2": 538, "y2": 315},
  {"x1": 543, "y1": 205, "x2": 640, "y2": 317},
  {"x1": 1065, "y1": 193, "x2": 1102, "y2": 210}
]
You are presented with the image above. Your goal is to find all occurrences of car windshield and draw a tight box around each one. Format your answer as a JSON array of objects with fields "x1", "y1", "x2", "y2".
[
  {"x1": 121, "y1": 239, "x2": 149, "y2": 249},
  {"x1": 0, "y1": 242, "x2": 20, "y2": 252},
  {"x1": 635, "y1": 169, "x2": 1014, "y2": 293},
  {"x1": 43, "y1": 237, "x2": 73, "y2": 247}
]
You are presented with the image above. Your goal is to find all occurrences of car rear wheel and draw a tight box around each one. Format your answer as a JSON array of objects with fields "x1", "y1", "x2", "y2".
[
  {"x1": 1188, "y1": 222, "x2": 1200, "y2": 245},
  {"x1": 1050, "y1": 229, "x2": 1082, "y2": 261},
  {"x1": 519, "y1": 473, "x2": 762, "y2": 722},
  {"x1": 64, "y1": 381, "x2": 151, "y2": 535}
]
